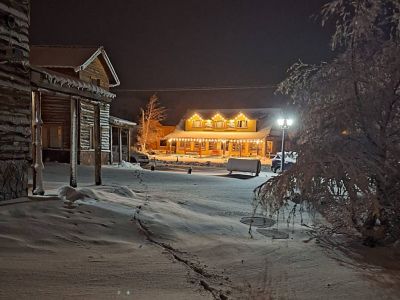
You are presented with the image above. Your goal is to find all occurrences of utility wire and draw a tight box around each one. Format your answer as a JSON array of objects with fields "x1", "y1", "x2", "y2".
[{"x1": 115, "y1": 84, "x2": 277, "y2": 92}]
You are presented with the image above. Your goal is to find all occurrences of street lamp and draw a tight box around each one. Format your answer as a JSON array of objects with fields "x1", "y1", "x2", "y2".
[{"x1": 277, "y1": 118, "x2": 293, "y2": 172}]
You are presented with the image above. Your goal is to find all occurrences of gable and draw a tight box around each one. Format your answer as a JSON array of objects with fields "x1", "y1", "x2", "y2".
[{"x1": 79, "y1": 57, "x2": 110, "y2": 90}]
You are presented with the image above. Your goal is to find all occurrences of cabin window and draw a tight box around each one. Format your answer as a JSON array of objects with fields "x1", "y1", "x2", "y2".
[
  {"x1": 42, "y1": 125, "x2": 63, "y2": 149},
  {"x1": 159, "y1": 139, "x2": 167, "y2": 147},
  {"x1": 201, "y1": 142, "x2": 206, "y2": 151},
  {"x1": 214, "y1": 121, "x2": 224, "y2": 129},
  {"x1": 236, "y1": 120, "x2": 248, "y2": 128},
  {"x1": 89, "y1": 126, "x2": 94, "y2": 149},
  {"x1": 192, "y1": 120, "x2": 202, "y2": 128},
  {"x1": 90, "y1": 77, "x2": 101, "y2": 86}
]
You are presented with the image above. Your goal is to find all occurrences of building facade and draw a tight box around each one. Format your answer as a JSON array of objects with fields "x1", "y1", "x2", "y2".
[
  {"x1": 164, "y1": 108, "x2": 282, "y2": 158},
  {"x1": 0, "y1": 0, "x2": 31, "y2": 200}
]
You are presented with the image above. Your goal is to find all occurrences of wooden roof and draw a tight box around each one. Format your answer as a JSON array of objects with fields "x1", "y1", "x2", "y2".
[{"x1": 30, "y1": 45, "x2": 120, "y2": 87}]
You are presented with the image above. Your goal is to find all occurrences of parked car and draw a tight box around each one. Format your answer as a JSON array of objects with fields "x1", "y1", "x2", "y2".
[
  {"x1": 130, "y1": 151, "x2": 150, "y2": 166},
  {"x1": 271, "y1": 151, "x2": 297, "y2": 173}
]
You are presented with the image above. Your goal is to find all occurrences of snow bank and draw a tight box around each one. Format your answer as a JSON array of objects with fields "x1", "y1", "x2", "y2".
[
  {"x1": 119, "y1": 161, "x2": 143, "y2": 170},
  {"x1": 57, "y1": 185, "x2": 142, "y2": 208}
]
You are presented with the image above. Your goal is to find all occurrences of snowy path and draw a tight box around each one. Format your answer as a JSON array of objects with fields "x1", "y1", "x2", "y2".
[{"x1": 8, "y1": 163, "x2": 399, "y2": 299}]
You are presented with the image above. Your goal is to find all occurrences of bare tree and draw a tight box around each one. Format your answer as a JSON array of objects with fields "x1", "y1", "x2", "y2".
[
  {"x1": 138, "y1": 94, "x2": 166, "y2": 152},
  {"x1": 256, "y1": 0, "x2": 400, "y2": 245}
]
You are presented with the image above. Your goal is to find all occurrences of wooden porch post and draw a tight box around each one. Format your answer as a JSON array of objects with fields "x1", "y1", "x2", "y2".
[
  {"x1": 94, "y1": 104, "x2": 102, "y2": 185},
  {"x1": 70, "y1": 97, "x2": 78, "y2": 187},
  {"x1": 127, "y1": 129, "x2": 131, "y2": 161},
  {"x1": 118, "y1": 127, "x2": 123, "y2": 164},
  {"x1": 31, "y1": 91, "x2": 37, "y2": 192},
  {"x1": 33, "y1": 91, "x2": 44, "y2": 195},
  {"x1": 109, "y1": 126, "x2": 113, "y2": 164}
]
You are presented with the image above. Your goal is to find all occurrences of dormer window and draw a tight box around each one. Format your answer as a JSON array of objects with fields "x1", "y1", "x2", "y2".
[
  {"x1": 227, "y1": 120, "x2": 235, "y2": 128},
  {"x1": 214, "y1": 120, "x2": 224, "y2": 128},
  {"x1": 192, "y1": 120, "x2": 202, "y2": 128},
  {"x1": 236, "y1": 120, "x2": 248, "y2": 128}
]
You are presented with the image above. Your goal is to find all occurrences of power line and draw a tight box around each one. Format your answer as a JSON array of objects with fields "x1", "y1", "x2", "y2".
[{"x1": 115, "y1": 84, "x2": 277, "y2": 92}]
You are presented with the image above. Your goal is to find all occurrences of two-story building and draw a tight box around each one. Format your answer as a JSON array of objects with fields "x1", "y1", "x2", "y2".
[
  {"x1": 164, "y1": 108, "x2": 282, "y2": 158},
  {"x1": 29, "y1": 45, "x2": 134, "y2": 190}
]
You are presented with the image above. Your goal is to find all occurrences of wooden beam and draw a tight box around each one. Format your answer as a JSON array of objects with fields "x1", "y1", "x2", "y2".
[
  {"x1": 31, "y1": 91, "x2": 37, "y2": 192},
  {"x1": 94, "y1": 104, "x2": 102, "y2": 185},
  {"x1": 70, "y1": 97, "x2": 78, "y2": 187},
  {"x1": 118, "y1": 127, "x2": 122, "y2": 164},
  {"x1": 109, "y1": 126, "x2": 113, "y2": 164},
  {"x1": 33, "y1": 91, "x2": 44, "y2": 195}
]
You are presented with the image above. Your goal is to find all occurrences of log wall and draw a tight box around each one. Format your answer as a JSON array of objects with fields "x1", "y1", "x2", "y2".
[
  {"x1": 79, "y1": 100, "x2": 110, "y2": 165},
  {"x1": 0, "y1": 0, "x2": 31, "y2": 200}
]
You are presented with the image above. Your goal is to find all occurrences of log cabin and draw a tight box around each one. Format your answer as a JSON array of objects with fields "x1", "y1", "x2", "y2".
[
  {"x1": 0, "y1": 0, "x2": 31, "y2": 201},
  {"x1": 29, "y1": 45, "x2": 121, "y2": 190},
  {"x1": 164, "y1": 108, "x2": 283, "y2": 158}
]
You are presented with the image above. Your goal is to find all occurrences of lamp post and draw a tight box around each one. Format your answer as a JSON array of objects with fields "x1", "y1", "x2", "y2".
[{"x1": 277, "y1": 118, "x2": 293, "y2": 172}]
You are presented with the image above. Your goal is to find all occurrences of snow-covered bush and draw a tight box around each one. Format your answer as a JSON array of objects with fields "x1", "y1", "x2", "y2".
[{"x1": 256, "y1": 0, "x2": 400, "y2": 245}]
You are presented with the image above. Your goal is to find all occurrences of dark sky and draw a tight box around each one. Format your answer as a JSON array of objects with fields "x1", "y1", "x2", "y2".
[{"x1": 30, "y1": 0, "x2": 332, "y2": 124}]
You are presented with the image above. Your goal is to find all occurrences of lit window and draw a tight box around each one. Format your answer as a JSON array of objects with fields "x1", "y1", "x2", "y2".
[
  {"x1": 205, "y1": 120, "x2": 213, "y2": 128},
  {"x1": 209, "y1": 142, "x2": 217, "y2": 150},
  {"x1": 192, "y1": 120, "x2": 202, "y2": 128},
  {"x1": 236, "y1": 120, "x2": 248, "y2": 128},
  {"x1": 214, "y1": 121, "x2": 224, "y2": 128},
  {"x1": 232, "y1": 142, "x2": 241, "y2": 151},
  {"x1": 227, "y1": 120, "x2": 235, "y2": 128}
]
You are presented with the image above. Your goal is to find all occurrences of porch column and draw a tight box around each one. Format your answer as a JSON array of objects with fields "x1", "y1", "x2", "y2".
[
  {"x1": 244, "y1": 141, "x2": 250, "y2": 156},
  {"x1": 262, "y1": 140, "x2": 266, "y2": 157},
  {"x1": 70, "y1": 97, "x2": 78, "y2": 187},
  {"x1": 228, "y1": 141, "x2": 233, "y2": 157},
  {"x1": 127, "y1": 129, "x2": 131, "y2": 161},
  {"x1": 33, "y1": 91, "x2": 44, "y2": 195},
  {"x1": 109, "y1": 126, "x2": 113, "y2": 164},
  {"x1": 118, "y1": 127, "x2": 123, "y2": 164},
  {"x1": 217, "y1": 142, "x2": 222, "y2": 156},
  {"x1": 205, "y1": 141, "x2": 210, "y2": 155},
  {"x1": 94, "y1": 104, "x2": 102, "y2": 185},
  {"x1": 31, "y1": 92, "x2": 37, "y2": 192}
]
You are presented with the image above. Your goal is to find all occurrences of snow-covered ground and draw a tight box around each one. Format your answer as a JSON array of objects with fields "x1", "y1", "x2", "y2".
[{"x1": 1, "y1": 163, "x2": 399, "y2": 299}]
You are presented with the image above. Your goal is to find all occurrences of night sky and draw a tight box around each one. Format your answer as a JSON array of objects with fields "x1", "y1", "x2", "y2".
[{"x1": 30, "y1": 0, "x2": 331, "y2": 124}]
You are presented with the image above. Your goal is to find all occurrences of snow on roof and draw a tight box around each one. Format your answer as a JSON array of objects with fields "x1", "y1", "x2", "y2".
[
  {"x1": 109, "y1": 116, "x2": 137, "y2": 127},
  {"x1": 164, "y1": 128, "x2": 270, "y2": 140},
  {"x1": 165, "y1": 108, "x2": 282, "y2": 140},
  {"x1": 31, "y1": 66, "x2": 116, "y2": 101},
  {"x1": 30, "y1": 45, "x2": 120, "y2": 87}
]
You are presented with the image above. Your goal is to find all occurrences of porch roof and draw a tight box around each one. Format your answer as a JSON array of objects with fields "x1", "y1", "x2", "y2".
[
  {"x1": 164, "y1": 128, "x2": 270, "y2": 141},
  {"x1": 109, "y1": 116, "x2": 137, "y2": 128},
  {"x1": 31, "y1": 66, "x2": 116, "y2": 102}
]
